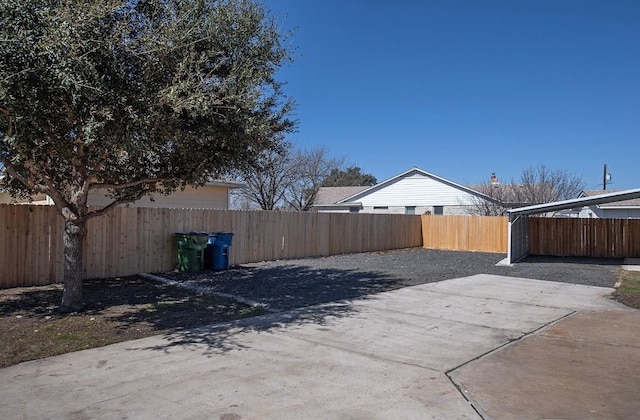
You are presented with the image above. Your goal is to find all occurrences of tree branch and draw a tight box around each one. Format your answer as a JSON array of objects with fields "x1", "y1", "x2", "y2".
[
  {"x1": 85, "y1": 188, "x2": 154, "y2": 220},
  {"x1": 90, "y1": 178, "x2": 163, "y2": 190}
]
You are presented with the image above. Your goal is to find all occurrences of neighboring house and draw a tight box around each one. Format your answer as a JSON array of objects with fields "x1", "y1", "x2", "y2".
[
  {"x1": 313, "y1": 167, "x2": 499, "y2": 215},
  {"x1": 555, "y1": 190, "x2": 640, "y2": 219},
  {"x1": 0, "y1": 180, "x2": 244, "y2": 209},
  {"x1": 314, "y1": 186, "x2": 370, "y2": 213},
  {"x1": 0, "y1": 192, "x2": 50, "y2": 205}
]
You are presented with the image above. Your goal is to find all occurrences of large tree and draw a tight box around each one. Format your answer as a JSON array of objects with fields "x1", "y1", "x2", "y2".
[{"x1": 0, "y1": 0, "x2": 295, "y2": 311}]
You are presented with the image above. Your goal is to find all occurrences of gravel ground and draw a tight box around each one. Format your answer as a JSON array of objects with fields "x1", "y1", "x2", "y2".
[{"x1": 159, "y1": 248, "x2": 622, "y2": 312}]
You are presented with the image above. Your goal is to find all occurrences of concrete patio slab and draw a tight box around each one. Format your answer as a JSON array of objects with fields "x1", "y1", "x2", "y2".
[
  {"x1": 0, "y1": 274, "x2": 635, "y2": 419},
  {"x1": 1, "y1": 330, "x2": 478, "y2": 419},
  {"x1": 422, "y1": 274, "x2": 623, "y2": 310},
  {"x1": 358, "y1": 286, "x2": 571, "y2": 331},
  {"x1": 450, "y1": 311, "x2": 640, "y2": 420}
]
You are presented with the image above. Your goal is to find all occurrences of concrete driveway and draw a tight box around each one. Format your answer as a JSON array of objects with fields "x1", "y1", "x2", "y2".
[{"x1": 0, "y1": 274, "x2": 638, "y2": 419}]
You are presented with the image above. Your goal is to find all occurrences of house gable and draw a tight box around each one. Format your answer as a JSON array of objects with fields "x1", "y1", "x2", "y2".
[{"x1": 337, "y1": 167, "x2": 496, "y2": 207}]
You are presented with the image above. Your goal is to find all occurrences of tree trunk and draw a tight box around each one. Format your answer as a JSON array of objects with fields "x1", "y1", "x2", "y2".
[{"x1": 61, "y1": 218, "x2": 86, "y2": 312}]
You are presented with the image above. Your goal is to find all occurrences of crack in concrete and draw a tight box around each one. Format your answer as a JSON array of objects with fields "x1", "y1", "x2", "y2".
[{"x1": 443, "y1": 311, "x2": 578, "y2": 420}]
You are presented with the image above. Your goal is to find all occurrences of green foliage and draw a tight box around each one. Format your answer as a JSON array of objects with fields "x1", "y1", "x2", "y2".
[
  {"x1": 0, "y1": 0, "x2": 296, "y2": 216},
  {"x1": 0, "y1": 0, "x2": 296, "y2": 310},
  {"x1": 321, "y1": 166, "x2": 377, "y2": 187}
]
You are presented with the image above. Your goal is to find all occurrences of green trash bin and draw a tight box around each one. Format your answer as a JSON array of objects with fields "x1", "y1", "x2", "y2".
[{"x1": 174, "y1": 232, "x2": 208, "y2": 273}]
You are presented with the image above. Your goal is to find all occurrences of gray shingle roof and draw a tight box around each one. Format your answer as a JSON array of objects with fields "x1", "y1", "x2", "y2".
[{"x1": 315, "y1": 186, "x2": 370, "y2": 205}]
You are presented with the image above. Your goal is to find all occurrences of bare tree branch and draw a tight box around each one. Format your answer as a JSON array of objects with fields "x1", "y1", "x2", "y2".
[{"x1": 467, "y1": 166, "x2": 586, "y2": 216}]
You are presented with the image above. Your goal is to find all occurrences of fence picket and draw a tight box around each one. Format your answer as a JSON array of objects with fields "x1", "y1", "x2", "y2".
[
  {"x1": 0, "y1": 205, "x2": 423, "y2": 288},
  {"x1": 421, "y1": 215, "x2": 508, "y2": 253},
  {"x1": 529, "y1": 217, "x2": 640, "y2": 258}
]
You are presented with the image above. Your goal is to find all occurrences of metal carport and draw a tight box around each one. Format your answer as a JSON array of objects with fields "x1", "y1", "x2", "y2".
[{"x1": 506, "y1": 188, "x2": 640, "y2": 264}]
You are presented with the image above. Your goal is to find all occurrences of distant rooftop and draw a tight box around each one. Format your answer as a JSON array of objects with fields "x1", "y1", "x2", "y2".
[
  {"x1": 580, "y1": 190, "x2": 640, "y2": 207},
  {"x1": 315, "y1": 186, "x2": 370, "y2": 205}
]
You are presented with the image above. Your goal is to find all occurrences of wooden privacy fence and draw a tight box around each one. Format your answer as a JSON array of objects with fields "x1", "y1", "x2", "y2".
[
  {"x1": 0, "y1": 205, "x2": 423, "y2": 288},
  {"x1": 421, "y1": 215, "x2": 508, "y2": 253},
  {"x1": 529, "y1": 217, "x2": 640, "y2": 258}
]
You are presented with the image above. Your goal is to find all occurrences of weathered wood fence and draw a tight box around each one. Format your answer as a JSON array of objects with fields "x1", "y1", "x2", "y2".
[
  {"x1": 5, "y1": 206, "x2": 638, "y2": 289},
  {"x1": 0, "y1": 205, "x2": 423, "y2": 288},
  {"x1": 421, "y1": 215, "x2": 508, "y2": 253},
  {"x1": 529, "y1": 217, "x2": 640, "y2": 258}
]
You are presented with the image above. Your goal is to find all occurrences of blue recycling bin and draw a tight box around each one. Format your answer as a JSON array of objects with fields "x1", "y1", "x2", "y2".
[{"x1": 206, "y1": 232, "x2": 234, "y2": 270}]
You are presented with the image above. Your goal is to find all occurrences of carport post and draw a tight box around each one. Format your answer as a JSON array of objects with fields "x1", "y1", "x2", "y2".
[
  {"x1": 507, "y1": 215, "x2": 513, "y2": 265},
  {"x1": 507, "y1": 214, "x2": 530, "y2": 264},
  {"x1": 507, "y1": 214, "x2": 518, "y2": 264}
]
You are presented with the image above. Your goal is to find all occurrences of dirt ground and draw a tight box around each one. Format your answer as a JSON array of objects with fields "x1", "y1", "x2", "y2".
[{"x1": 0, "y1": 276, "x2": 262, "y2": 368}]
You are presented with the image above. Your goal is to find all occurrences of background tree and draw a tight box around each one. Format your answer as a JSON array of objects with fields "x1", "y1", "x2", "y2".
[
  {"x1": 321, "y1": 166, "x2": 377, "y2": 187},
  {"x1": 284, "y1": 147, "x2": 344, "y2": 211},
  {"x1": 0, "y1": 0, "x2": 295, "y2": 311},
  {"x1": 468, "y1": 165, "x2": 586, "y2": 216},
  {"x1": 466, "y1": 183, "x2": 512, "y2": 216},
  {"x1": 234, "y1": 145, "x2": 294, "y2": 210},
  {"x1": 516, "y1": 165, "x2": 585, "y2": 204},
  {"x1": 235, "y1": 145, "x2": 344, "y2": 211}
]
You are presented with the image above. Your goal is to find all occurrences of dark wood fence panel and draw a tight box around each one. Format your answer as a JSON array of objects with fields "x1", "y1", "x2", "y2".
[{"x1": 529, "y1": 217, "x2": 640, "y2": 258}]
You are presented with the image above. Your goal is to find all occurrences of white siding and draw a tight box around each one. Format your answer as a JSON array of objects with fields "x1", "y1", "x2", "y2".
[
  {"x1": 578, "y1": 205, "x2": 640, "y2": 219},
  {"x1": 88, "y1": 185, "x2": 230, "y2": 209},
  {"x1": 352, "y1": 173, "x2": 476, "y2": 207},
  {"x1": 316, "y1": 208, "x2": 351, "y2": 214},
  {"x1": 360, "y1": 205, "x2": 472, "y2": 215}
]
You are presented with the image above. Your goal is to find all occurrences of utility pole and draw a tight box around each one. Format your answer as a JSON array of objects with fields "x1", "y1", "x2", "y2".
[{"x1": 603, "y1": 163, "x2": 608, "y2": 190}]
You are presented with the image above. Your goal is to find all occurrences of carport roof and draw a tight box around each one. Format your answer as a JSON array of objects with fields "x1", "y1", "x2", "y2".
[{"x1": 507, "y1": 188, "x2": 640, "y2": 217}]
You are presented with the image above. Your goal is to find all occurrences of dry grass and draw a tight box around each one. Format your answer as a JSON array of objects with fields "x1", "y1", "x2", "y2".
[
  {"x1": 614, "y1": 269, "x2": 640, "y2": 309},
  {"x1": 0, "y1": 276, "x2": 264, "y2": 368}
]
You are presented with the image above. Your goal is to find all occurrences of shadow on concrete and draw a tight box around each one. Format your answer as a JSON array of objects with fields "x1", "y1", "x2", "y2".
[
  {"x1": 141, "y1": 250, "x2": 625, "y2": 354},
  {"x1": 134, "y1": 264, "x2": 403, "y2": 355},
  {"x1": 132, "y1": 301, "x2": 358, "y2": 356}
]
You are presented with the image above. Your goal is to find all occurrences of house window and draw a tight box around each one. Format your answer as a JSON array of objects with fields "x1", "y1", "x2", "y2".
[
  {"x1": 433, "y1": 206, "x2": 444, "y2": 215},
  {"x1": 405, "y1": 206, "x2": 416, "y2": 215},
  {"x1": 373, "y1": 206, "x2": 388, "y2": 210},
  {"x1": 349, "y1": 207, "x2": 360, "y2": 213}
]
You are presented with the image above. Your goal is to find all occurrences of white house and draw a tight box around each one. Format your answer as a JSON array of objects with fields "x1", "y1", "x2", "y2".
[
  {"x1": 0, "y1": 180, "x2": 244, "y2": 209},
  {"x1": 313, "y1": 167, "x2": 498, "y2": 215},
  {"x1": 570, "y1": 190, "x2": 640, "y2": 219}
]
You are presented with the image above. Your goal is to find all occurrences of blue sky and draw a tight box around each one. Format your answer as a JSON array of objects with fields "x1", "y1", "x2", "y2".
[{"x1": 265, "y1": 0, "x2": 640, "y2": 190}]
